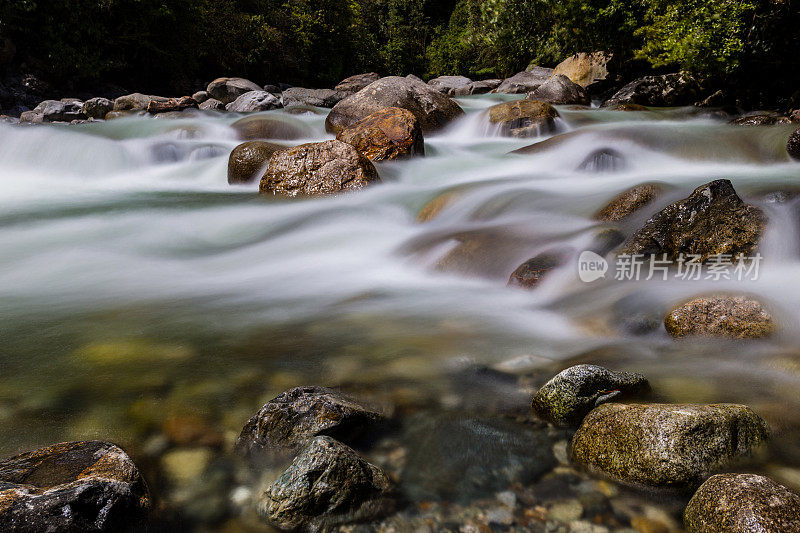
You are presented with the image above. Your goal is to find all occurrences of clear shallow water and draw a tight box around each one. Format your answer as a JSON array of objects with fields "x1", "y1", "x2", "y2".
[{"x1": 2, "y1": 96, "x2": 800, "y2": 528}]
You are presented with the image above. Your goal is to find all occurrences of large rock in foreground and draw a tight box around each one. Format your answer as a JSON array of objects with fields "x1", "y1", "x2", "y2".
[
  {"x1": 684, "y1": 474, "x2": 800, "y2": 533},
  {"x1": 336, "y1": 107, "x2": 424, "y2": 161},
  {"x1": 553, "y1": 52, "x2": 613, "y2": 88},
  {"x1": 261, "y1": 436, "x2": 395, "y2": 531},
  {"x1": 325, "y1": 76, "x2": 464, "y2": 134},
  {"x1": 571, "y1": 403, "x2": 770, "y2": 490},
  {"x1": 488, "y1": 100, "x2": 559, "y2": 137},
  {"x1": 235, "y1": 386, "x2": 383, "y2": 458},
  {"x1": 527, "y1": 74, "x2": 590, "y2": 105},
  {"x1": 788, "y1": 127, "x2": 800, "y2": 161},
  {"x1": 207, "y1": 77, "x2": 262, "y2": 104},
  {"x1": 602, "y1": 72, "x2": 700, "y2": 108},
  {"x1": 260, "y1": 140, "x2": 380, "y2": 197},
  {"x1": 532, "y1": 364, "x2": 650, "y2": 427},
  {"x1": 495, "y1": 67, "x2": 554, "y2": 94},
  {"x1": 0, "y1": 441, "x2": 150, "y2": 532},
  {"x1": 619, "y1": 179, "x2": 765, "y2": 261},
  {"x1": 665, "y1": 295, "x2": 775, "y2": 339},
  {"x1": 228, "y1": 141, "x2": 284, "y2": 184}
]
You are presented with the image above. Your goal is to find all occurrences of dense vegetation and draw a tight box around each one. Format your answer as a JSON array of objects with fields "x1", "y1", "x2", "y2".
[{"x1": 1, "y1": 0, "x2": 798, "y2": 105}]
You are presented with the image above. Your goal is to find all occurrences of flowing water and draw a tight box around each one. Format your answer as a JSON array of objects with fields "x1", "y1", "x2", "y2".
[{"x1": 1, "y1": 95, "x2": 800, "y2": 529}]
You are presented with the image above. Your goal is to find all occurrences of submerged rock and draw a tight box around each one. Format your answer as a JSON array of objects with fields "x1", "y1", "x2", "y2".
[
  {"x1": 495, "y1": 67, "x2": 554, "y2": 94},
  {"x1": 206, "y1": 77, "x2": 262, "y2": 104},
  {"x1": 235, "y1": 386, "x2": 383, "y2": 458},
  {"x1": 577, "y1": 148, "x2": 626, "y2": 172},
  {"x1": 788, "y1": 127, "x2": 800, "y2": 160},
  {"x1": 507, "y1": 252, "x2": 564, "y2": 289},
  {"x1": 665, "y1": 295, "x2": 776, "y2": 339},
  {"x1": 594, "y1": 183, "x2": 660, "y2": 221},
  {"x1": 259, "y1": 140, "x2": 380, "y2": 198},
  {"x1": 261, "y1": 436, "x2": 395, "y2": 531},
  {"x1": 402, "y1": 415, "x2": 556, "y2": 501},
  {"x1": 602, "y1": 72, "x2": 700, "y2": 108},
  {"x1": 571, "y1": 403, "x2": 770, "y2": 489},
  {"x1": 281, "y1": 87, "x2": 347, "y2": 108},
  {"x1": 527, "y1": 74, "x2": 590, "y2": 105},
  {"x1": 487, "y1": 100, "x2": 560, "y2": 137},
  {"x1": 532, "y1": 365, "x2": 650, "y2": 427},
  {"x1": 336, "y1": 107, "x2": 424, "y2": 161},
  {"x1": 427, "y1": 75, "x2": 472, "y2": 96},
  {"x1": 684, "y1": 474, "x2": 800, "y2": 532},
  {"x1": 231, "y1": 115, "x2": 307, "y2": 140},
  {"x1": 335, "y1": 72, "x2": 380, "y2": 93},
  {"x1": 225, "y1": 90, "x2": 281, "y2": 112},
  {"x1": 618, "y1": 179, "x2": 765, "y2": 261},
  {"x1": 0, "y1": 441, "x2": 150, "y2": 532},
  {"x1": 553, "y1": 52, "x2": 613, "y2": 88},
  {"x1": 325, "y1": 76, "x2": 464, "y2": 134},
  {"x1": 227, "y1": 140, "x2": 284, "y2": 184}
]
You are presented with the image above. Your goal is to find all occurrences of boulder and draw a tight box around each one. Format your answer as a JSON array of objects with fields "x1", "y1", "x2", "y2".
[
  {"x1": 787, "y1": 127, "x2": 800, "y2": 160},
  {"x1": 577, "y1": 147, "x2": 626, "y2": 172},
  {"x1": 487, "y1": 99, "x2": 560, "y2": 137},
  {"x1": 507, "y1": 252, "x2": 563, "y2": 289},
  {"x1": 335, "y1": 72, "x2": 380, "y2": 93},
  {"x1": 495, "y1": 67, "x2": 554, "y2": 94},
  {"x1": 227, "y1": 141, "x2": 284, "y2": 185},
  {"x1": 603, "y1": 72, "x2": 700, "y2": 107},
  {"x1": 0, "y1": 441, "x2": 150, "y2": 532},
  {"x1": 33, "y1": 100, "x2": 66, "y2": 122},
  {"x1": 401, "y1": 415, "x2": 556, "y2": 501},
  {"x1": 147, "y1": 96, "x2": 198, "y2": 114},
  {"x1": 594, "y1": 183, "x2": 660, "y2": 221},
  {"x1": 263, "y1": 84, "x2": 281, "y2": 94},
  {"x1": 282, "y1": 87, "x2": 348, "y2": 108},
  {"x1": 231, "y1": 115, "x2": 308, "y2": 140},
  {"x1": 325, "y1": 76, "x2": 464, "y2": 134},
  {"x1": 665, "y1": 295, "x2": 775, "y2": 339},
  {"x1": 225, "y1": 90, "x2": 281, "y2": 112},
  {"x1": 336, "y1": 107, "x2": 424, "y2": 161},
  {"x1": 427, "y1": 75, "x2": 472, "y2": 95},
  {"x1": 206, "y1": 77, "x2": 262, "y2": 104},
  {"x1": 527, "y1": 74, "x2": 590, "y2": 105},
  {"x1": 618, "y1": 180, "x2": 765, "y2": 261},
  {"x1": 260, "y1": 140, "x2": 379, "y2": 197},
  {"x1": 453, "y1": 79, "x2": 503, "y2": 96},
  {"x1": 571, "y1": 403, "x2": 769, "y2": 489},
  {"x1": 260, "y1": 436, "x2": 395, "y2": 531},
  {"x1": 82, "y1": 97, "x2": 114, "y2": 119},
  {"x1": 192, "y1": 90, "x2": 209, "y2": 103},
  {"x1": 19, "y1": 110, "x2": 43, "y2": 123},
  {"x1": 532, "y1": 365, "x2": 650, "y2": 427},
  {"x1": 198, "y1": 98, "x2": 225, "y2": 111},
  {"x1": 113, "y1": 93, "x2": 152, "y2": 111},
  {"x1": 553, "y1": 52, "x2": 613, "y2": 88},
  {"x1": 684, "y1": 474, "x2": 800, "y2": 532},
  {"x1": 235, "y1": 386, "x2": 383, "y2": 458}
]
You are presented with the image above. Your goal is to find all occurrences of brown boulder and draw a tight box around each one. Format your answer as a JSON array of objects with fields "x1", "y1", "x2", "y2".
[
  {"x1": 487, "y1": 100, "x2": 560, "y2": 137},
  {"x1": 325, "y1": 76, "x2": 464, "y2": 135},
  {"x1": 553, "y1": 52, "x2": 613, "y2": 88},
  {"x1": 259, "y1": 140, "x2": 379, "y2": 197},
  {"x1": 595, "y1": 184, "x2": 661, "y2": 221},
  {"x1": 228, "y1": 141, "x2": 284, "y2": 184},
  {"x1": 664, "y1": 295, "x2": 775, "y2": 339},
  {"x1": 231, "y1": 115, "x2": 308, "y2": 140},
  {"x1": 146, "y1": 96, "x2": 198, "y2": 114},
  {"x1": 336, "y1": 107, "x2": 424, "y2": 161}
]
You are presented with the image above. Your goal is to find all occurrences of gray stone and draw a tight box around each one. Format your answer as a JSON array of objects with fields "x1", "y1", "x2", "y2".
[
  {"x1": 113, "y1": 93, "x2": 152, "y2": 111},
  {"x1": 282, "y1": 87, "x2": 348, "y2": 108},
  {"x1": 684, "y1": 474, "x2": 800, "y2": 532},
  {"x1": 495, "y1": 68, "x2": 554, "y2": 94},
  {"x1": 428, "y1": 75, "x2": 472, "y2": 95},
  {"x1": 335, "y1": 72, "x2": 380, "y2": 93},
  {"x1": 0, "y1": 441, "x2": 150, "y2": 532},
  {"x1": 206, "y1": 77, "x2": 262, "y2": 104},
  {"x1": 82, "y1": 97, "x2": 114, "y2": 119},
  {"x1": 198, "y1": 98, "x2": 225, "y2": 111},
  {"x1": 453, "y1": 79, "x2": 503, "y2": 96},
  {"x1": 260, "y1": 436, "x2": 395, "y2": 531},
  {"x1": 192, "y1": 90, "x2": 209, "y2": 103},
  {"x1": 602, "y1": 72, "x2": 700, "y2": 107},
  {"x1": 235, "y1": 386, "x2": 383, "y2": 458},
  {"x1": 527, "y1": 74, "x2": 590, "y2": 105},
  {"x1": 225, "y1": 91, "x2": 281, "y2": 112},
  {"x1": 532, "y1": 365, "x2": 650, "y2": 427},
  {"x1": 571, "y1": 403, "x2": 770, "y2": 489}
]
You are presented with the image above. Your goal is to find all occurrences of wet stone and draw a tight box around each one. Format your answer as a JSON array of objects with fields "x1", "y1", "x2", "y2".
[
  {"x1": 531, "y1": 365, "x2": 650, "y2": 427},
  {"x1": 664, "y1": 294, "x2": 776, "y2": 339},
  {"x1": 595, "y1": 183, "x2": 660, "y2": 221},
  {"x1": 508, "y1": 252, "x2": 564, "y2": 289}
]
